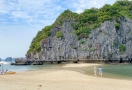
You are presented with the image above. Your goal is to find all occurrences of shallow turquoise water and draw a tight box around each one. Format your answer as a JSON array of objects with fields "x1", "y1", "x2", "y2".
[
  {"x1": 75, "y1": 64, "x2": 132, "y2": 80},
  {"x1": 0, "y1": 63, "x2": 62, "y2": 72}
]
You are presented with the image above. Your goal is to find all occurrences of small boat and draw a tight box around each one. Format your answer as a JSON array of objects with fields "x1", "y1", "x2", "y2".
[{"x1": 6, "y1": 71, "x2": 16, "y2": 74}]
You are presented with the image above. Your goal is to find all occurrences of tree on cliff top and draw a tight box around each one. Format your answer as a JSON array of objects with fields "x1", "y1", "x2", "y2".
[{"x1": 27, "y1": 0, "x2": 132, "y2": 55}]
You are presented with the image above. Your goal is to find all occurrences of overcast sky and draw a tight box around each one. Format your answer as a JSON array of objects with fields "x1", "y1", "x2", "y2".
[{"x1": 0, "y1": 0, "x2": 116, "y2": 59}]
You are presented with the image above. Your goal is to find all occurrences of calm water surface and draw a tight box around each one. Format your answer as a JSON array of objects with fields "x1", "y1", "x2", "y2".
[
  {"x1": 74, "y1": 64, "x2": 132, "y2": 80},
  {"x1": 0, "y1": 62, "x2": 62, "y2": 72},
  {"x1": 1, "y1": 62, "x2": 132, "y2": 80}
]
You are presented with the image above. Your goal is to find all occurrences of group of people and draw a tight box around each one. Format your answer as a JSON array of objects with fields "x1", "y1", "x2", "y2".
[
  {"x1": 94, "y1": 66, "x2": 102, "y2": 77},
  {"x1": 0, "y1": 69, "x2": 8, "y2": 75}
]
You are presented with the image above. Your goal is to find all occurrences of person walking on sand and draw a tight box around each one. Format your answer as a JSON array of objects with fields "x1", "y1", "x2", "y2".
[
  {"x1": 99, "y1": 67, "x2": 102, "y2": 77},
  {"x1": 94, "y1": 67, "x2": 97, "y2": 76}
]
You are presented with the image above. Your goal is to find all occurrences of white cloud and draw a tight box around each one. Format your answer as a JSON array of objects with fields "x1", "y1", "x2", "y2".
[
  {"x1": 0, "y1": 11, "x2": 8, "y2": 14},
  {"x1": 69, "y1": 0, "x2": 114, "y2": 13},
  {"x1": 0, "y1": 0, "x2": 116, "y2": 58},
  {"x1": 0, "y1": 0, "x2": 61, "y2": 25},
  {"x1": 11, "y1": 11, "x2": 30, "y2": 19}
]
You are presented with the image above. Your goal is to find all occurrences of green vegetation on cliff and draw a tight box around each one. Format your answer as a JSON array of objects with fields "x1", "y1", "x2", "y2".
[
  {"x1": 27, "y1": 10, "x2": 78, "y2": 54},
  {"x1": 73, "y1": 0, "x2": 132, "y2": 39},
  {"x1": 120, "y1": 44, "x2": 126, "y2": 54},
  {"x1": 27, "y1": 0, "x2": 132, "y2": 55},
  {"x1": 55, "y1": 9, "x2": 79, "y2": 26},
  {"x1": 27, "y1": 25, "x2": 53, "y2": 54},
  {"x1": 114, "y1": 22, "x2": 120, "y2": 29},
  {"x1": 80, "y1": 40, "x2": 85, "y2": 44},
  {"x1": 113, "y1": 41, "x2": 118, "y2": 47},
  {"x1": 55, "y1": 31, "x2": 64, "y2": 38},
  {"x1": 89, "y1": 48, "x2": 94, "y2": 52}
]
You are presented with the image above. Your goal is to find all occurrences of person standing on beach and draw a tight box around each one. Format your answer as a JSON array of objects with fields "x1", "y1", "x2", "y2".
[
  {"x1": 94, "y1": 67, "x2": 97, "y2": 76},
  {"x1": 99, "y1": 67, "x2": 102, "y2": 77},
  {"x1": 2, "y1": 69, "x2": 4, "y2": 75}
]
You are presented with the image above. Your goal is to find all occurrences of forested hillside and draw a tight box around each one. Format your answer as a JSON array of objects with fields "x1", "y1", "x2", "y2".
[{"x1": 26, "y1": 0, "x2": 132, "y2": 61}]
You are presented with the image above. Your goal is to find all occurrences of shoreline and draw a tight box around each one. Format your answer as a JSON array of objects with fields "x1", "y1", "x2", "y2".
[
  {"x1": 62, "y1": 63, "x2": 100, "y2": 68},
  {"x1": 11, "y1": 58, "x2": 132, "y2": 65},
  {"x1": 1, "y1": 63, "x2": 132, "y2": 90}
]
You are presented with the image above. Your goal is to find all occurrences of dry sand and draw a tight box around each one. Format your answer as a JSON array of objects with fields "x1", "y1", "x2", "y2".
[
  {"x1": 63, "y1": 63, "x2": 100, "y2": 68},
  {"x1": 0, "y1": 63, "x2": 132, "y2": 90}
]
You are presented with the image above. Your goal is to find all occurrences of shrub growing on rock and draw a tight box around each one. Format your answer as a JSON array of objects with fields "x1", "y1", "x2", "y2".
[
  {"x1": 114, "y1": 22, "x2": 120, "y2": 29},
  {"x1": 119, "y1": 44, "x2": 126, "y2": 54},
  {"x1": 72, "y1": 46, "x2": 78, "y2": 49},
  {"x1": 80, "y1": 40, "x2": 85, "y2": 44},
  {"x1": 113, "y1": 41, "x2": 117, "y2": 47},
  {"x1": 55, "y1": 31, "x2": 64, "y2": 38},
  {"x1": 89, "y1": 48, "x2": 94, "y2": 52}
]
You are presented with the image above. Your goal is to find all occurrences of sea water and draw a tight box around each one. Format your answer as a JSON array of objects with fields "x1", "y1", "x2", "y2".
[
  {"x1": 0, "y1": 62, "x2": 62, "y2": 72},
  {"x1": 1, "y1": 62, "x2": 132, "y2": 80},
  {"x1": 75, "y1": 64, "x2": 132, "y2": 80}
]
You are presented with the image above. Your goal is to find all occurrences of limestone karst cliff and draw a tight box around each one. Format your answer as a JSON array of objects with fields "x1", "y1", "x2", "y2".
[{"x1": 26, "y1": 1, "x2": 132, "y2": 61}]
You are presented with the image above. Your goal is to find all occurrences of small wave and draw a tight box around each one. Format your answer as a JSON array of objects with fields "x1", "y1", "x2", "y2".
[{"x1": 0, "y1": 61, "x2": 10, "y2": 64}]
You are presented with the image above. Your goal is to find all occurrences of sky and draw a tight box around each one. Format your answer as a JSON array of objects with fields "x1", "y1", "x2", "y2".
[{"x1": 0, "y1": 0, "x2": 116, "y2": 59}]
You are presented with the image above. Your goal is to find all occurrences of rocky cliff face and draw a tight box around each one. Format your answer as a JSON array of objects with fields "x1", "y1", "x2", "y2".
[{"x1": 26, "y1": 17, "x2": 132, "y2": 61}]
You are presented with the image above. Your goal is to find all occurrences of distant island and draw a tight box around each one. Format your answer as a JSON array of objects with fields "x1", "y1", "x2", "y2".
[
  {"x1": 5, "y1": 57, "x2": 13, "y2": 62},
  {"x1": 14, "y1": 0, "x2": 132, "y2": 65},
  {"x1": 0, "y1": 57, "x2": 14, "y2": 62}
]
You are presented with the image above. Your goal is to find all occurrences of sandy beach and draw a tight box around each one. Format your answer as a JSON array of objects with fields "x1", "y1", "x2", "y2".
[{"x1": 0, "y1": 63, "x2": 132, "y2": 90}]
